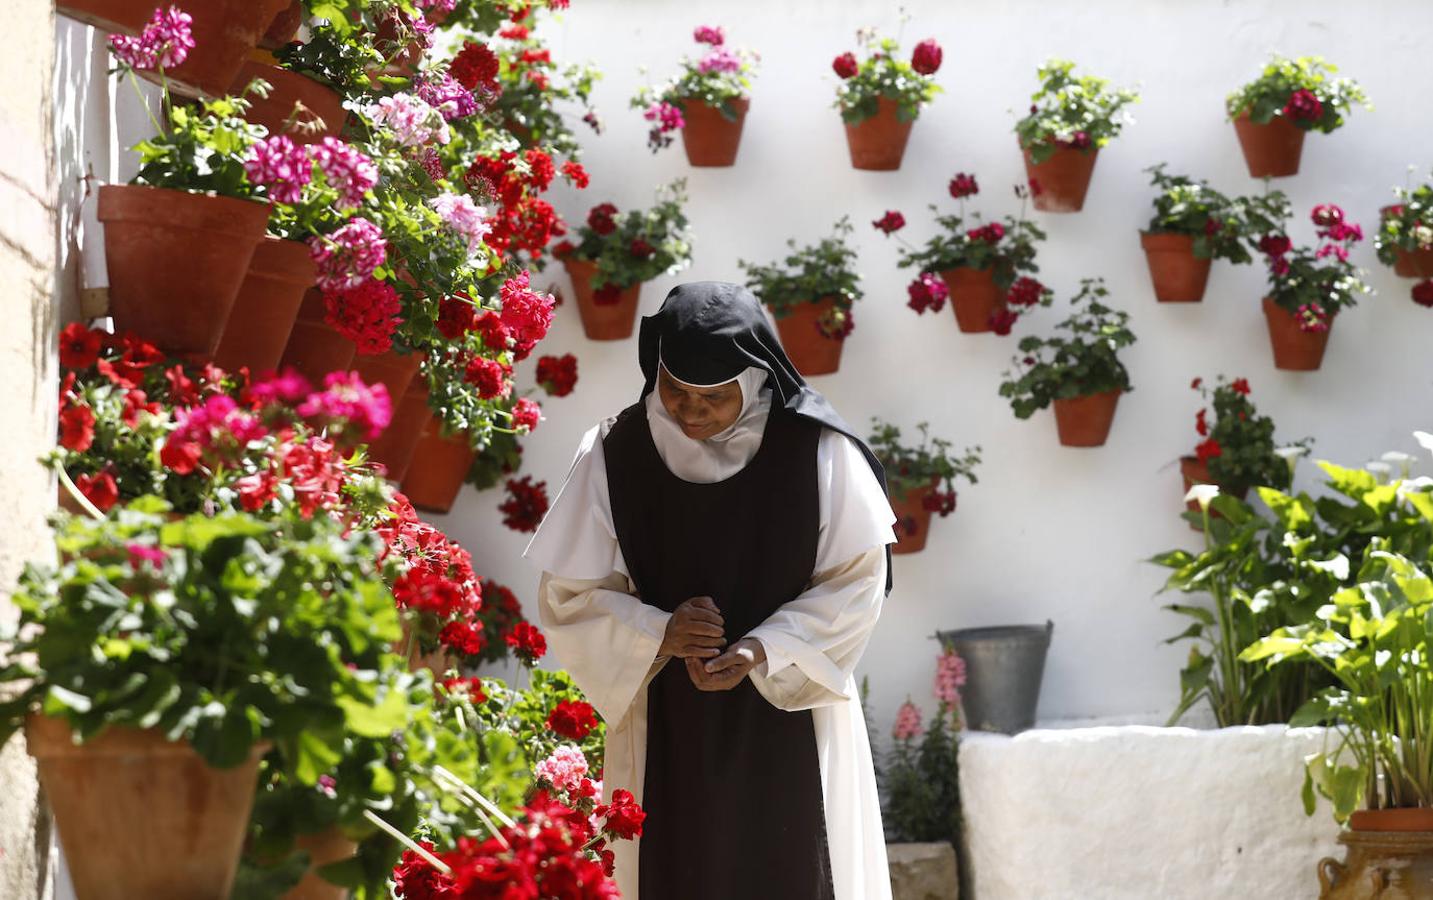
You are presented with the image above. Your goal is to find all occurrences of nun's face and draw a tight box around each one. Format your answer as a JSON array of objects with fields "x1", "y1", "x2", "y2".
[{"x1": 657, "y1": 370, "x2": 744, "y2": 441}]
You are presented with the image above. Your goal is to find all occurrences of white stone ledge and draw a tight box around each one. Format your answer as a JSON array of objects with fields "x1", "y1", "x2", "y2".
[{"x1": 958, "y1": 724, "x2": 1341, "y2": 899}]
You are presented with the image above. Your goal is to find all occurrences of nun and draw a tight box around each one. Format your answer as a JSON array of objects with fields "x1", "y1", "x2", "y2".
[{"x1": 524, "y1": 281, "x2": 896, "y2": 900}]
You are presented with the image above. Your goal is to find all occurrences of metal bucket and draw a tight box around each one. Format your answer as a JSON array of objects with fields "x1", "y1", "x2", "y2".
[{"x1": 937, "y1": 621, "x2": 1054, "y2": 735}]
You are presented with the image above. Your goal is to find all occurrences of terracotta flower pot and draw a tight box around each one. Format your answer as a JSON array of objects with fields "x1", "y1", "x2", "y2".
[
  {"x1": 397, "y1": 620, "x2": 455, "y2": 677},
  {"x1": 368, "y1": 376, "x2": 434, "y2": 483},
  {"x1": 1052, "y1": 390, "x2": 1122, "y2": 447},
  {"x1": 401, "y1": 421, "x2": 476, "y2": 515},
  {"x1": 1023, "y1": 144, "x2": 1099, "y2": 213},
  {"x1": 1140, "y1": 233, "x2": 1212, "y2": 303},
  {"x1": 1233, "y1": 111, "x2": 1305, "y2": 179},
  {"x1": 1263, "y1": 296, "x2": 1333, "y2": 371},
  {"x1": 281, "y1": 827, "x2": 359, "y2": 900},
  {"x1": 844, "y1": 97, "x2": 914, "y2": 171},
  {"x1": 1379, "y1": 206, "x2": 1433, "y2": 278},
  {"x1": 1317, "y1": 814, "x2": 1433, "y2": 899},
  {"x1": 281, "y1": 288, "x2": 356, "y2": 382},
  {"x1": 260, "y1": 0, "x2": 304, "y2": 49},
  {"x1": 888, "y1": 482, "x2": 936, "y2": 555},
  {"x1": 98, "y1": 184, "x2": 270, "y2": 362},
  {"x1": 680, "y1": 97, "x2": 749, "y2": 167},
  {"x1": 27, "y1": 715, "x2": 268, "y2": 900},
  {"x1": 564, "y1": 258, "x2": 643, "y2": 341},
  {"x1": 232, "y1": 60, "x2": 346, "y2": 144},
  {"x1": 351, "y1": 348, "x2": 422, "y2": 405},
  {"x1": 769, "y1": 298, "x2": 846, "y2": 376},
  {"x1": 214, "y1": 236, "x2": 314, "y2": 375},
  {"x1": 938, "y1": 266, "x2": 1005, "y2": 333}
]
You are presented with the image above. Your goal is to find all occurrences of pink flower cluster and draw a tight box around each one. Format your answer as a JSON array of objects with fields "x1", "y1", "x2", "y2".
[
  {"x1": 367, "y1": 93, "x2": 451, "y2": 147},
  {"x1": 534, "y1": 745, "x2": 589, "y2": 794},
  {"x1": 934, "y1": 650, "x2": 968, "y2": 708},
  {"x1": 644, "y1": 101, "x2": 685, "y2": 133},
  {"x1": 1297, "y1": 303, "x2": 1331, "y2": 333},
  {"x1": 310, "y1": 217, "x2": 387, "y2": 290},
  {"x1": 1283, "y1": 88, "x2": 1323, "y2": 123},
  {"x1": 161, "y1": 394, "x2": 267, "y2": 475},
  {"x1": 109, "y1": 5, "x2": 194, "y2": 71},
  {"x1": 297, "y1": 370, "x2": 393, "y2": 441},
  {"x1": 906, "y1": 272, "x2": 948, "y2": 315},
  {"x1": 1311, "y1": 203, "x2": 1362, "y2": 262},
  {"x1": 310, "y1": 137, "x2": 378, "y2": 210},
  {"x1": 698, "y1": 48, "x2": 743, "y2": 75},
  {"x1": 244, "y1": 135, "x2": 312, "y2": 205},
  {"x1": 892, "y1": 700, "x2": 924, "y2": 741},
  {"x1": 323, "y1": 278, "x2": 403, "y2": 355},
  {"x1": 693, "y1": 25, "x2": 725, "y2": 46},
  {"x1": 418, "y1": 74, "x2": 480, "y2": 121},
  {"x1": 429, "y1": 191, "x2": 493, "y2": 261},
  {"x1": 499, "y1": 271, "x2": 555, "y2": 360}
]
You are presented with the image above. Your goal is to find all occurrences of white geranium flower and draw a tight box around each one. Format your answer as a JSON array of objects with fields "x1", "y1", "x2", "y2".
[{"x1": 1185, "y1": 484, "x2": 1220, "y2": 510}]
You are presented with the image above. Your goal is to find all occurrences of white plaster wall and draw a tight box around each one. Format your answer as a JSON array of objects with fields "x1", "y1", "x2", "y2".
[
  {"x1": 958, "y1": 725, "x2": 1343, "y2": 899},
  {"x1": 432, "y1": 0, "x2": 1433, "y2": 729}
]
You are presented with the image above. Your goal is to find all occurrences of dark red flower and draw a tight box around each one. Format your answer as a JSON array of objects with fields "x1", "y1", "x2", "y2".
[
  {"x1": 989, "y1": 308, "x2": 1019, "y2": 336},
  {"x1": 59, "y1": 403, "x2": 95, "y2": 452},
  {"x1": 629, "y1": 237, "x2": 656, "y2": 259},
  {"x1": 592, "y1": 283, "x2": 623, "y2": 306},
  {"x1": 910, "y1": 38, "x2": 942, "y2": 75},
  {"x1": 473, "y1": 310, "x2": 511, "y2": 353},
  {"x1": 1283, "y1": 88, "x2": 1323, "y2": 123},
  {"x1": 506, "y1": 620, "x2": 547, "y2": 664},
  {"x1": 906, "y1": 273, "x2": 948, "y2": 315},
  {"x1": 1190, "y1": 377, "x2": 1203, "y2": 390},
  {"x1": 1257, "y1": 234, "x2": 1292, "y2": 257},
  {"x1": 1196, "y1": 437, "x2": 1223, "y2": 462},
  {"x1": 449, "y1": 41, "x2": 501, "y2": 93},
  {"x1": 1311, "y1": 204, "x2": 1344, "y2": 228},
  {"x1": 499, "y1": 475, "x2": 548, "y2": 532},
  {"x1": 832, "y1": 52, "x2": 859, "y2": 79},
  {"x1": 1413, "y1": 279, "x2": 1433, "y2": 308},
  {"x1": 551, "y1": 239, "x2": 576, "y2": 259},
  {"x1": 1006, "y1": 276, "x2": 1046, "y2": 307},
  {"x1": 436, "y1": 294, "x2": 478, "y2": 340},
  {"x1": 1195, "y1": 408, "x2": 1209, "y2": 437},
  {"x1": 463, "y1": 356, "x2": 512, "y2": 400},
  {"x1": 536, "y1": 353, "x2": 578, "y2": 397},
  {"x1": 872, "y1": 210, "x2": 905, "y2": 234},
  {"x1": 560, "y1": 160, "x2": 589, "y2": 189},
  {"x1": 1204, "y1": 217, "x2": 1222, "y2": 236},
  {"x1": 59, "y1": 322, "x2": 102, "y2": 370},
  {"x1": 1230, "y1": 378, "x2": 1251, "y2": 395},
  {"x1": 596, "y1": 788, "x2": 645, "y2": 840},
  {"x1": 547, "y1": 698, "x2": 597, "y2": 741},
  {"x1": 73, "y1": 469, "x2": 117, "y2": 512},
  {"x1": 498, "y1": 23, "x2": 529, "y2": 40},
  {"x1": 587, "y1": 202, "x2": 618, "y2": 235},
  {"x1": 922, "y1": 489, "x2": 957, "y2": 516},
  {"x1": 948, "y1": 172, "x2": 978, "y2": 199}
]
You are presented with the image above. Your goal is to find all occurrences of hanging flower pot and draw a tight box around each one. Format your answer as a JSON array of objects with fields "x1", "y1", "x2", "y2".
[
  {"x1": 1140, "y1": 233, "x2": 1212, "y2": 303},
  {"x1": 1316, "y1": 816, "x2": 1433, "y2": 899},
  {"x1": 1052, "y1": 390, "x2": 1122, "y2": 447},
  {"x1": 564, "y1": 258, "x2": 643, "y2": 341},
  {"x1": 844, "y1": 97, "x2": 914, "y2": 171},
  {"x1": 1232, "y1": 112, "x2": 1305, "y2": 179},
  {"x1": 351, "y1": 348, "x2": 422, "y2": 406},
  {"x1": 366, "y1": 374, "x2": 434, "y2": 483},
  {"x1": 1381, "y1": 206, "x2": 1433, "y2": 278},
  {"x1": 214, "y1": 236, "x2": 314, "y2": 375},
  {"x1": 939, "y1": 266, "x2": 1005, "y2": 332},
  {"x1": 889, "y1": 480, "x2": 936, "y2": 555},
  {"x1": 281, "y1": 828, "x2": 359, "y2": 900},
  {"x1": 1023, "y1": 144, "x2": 1099, "y2": 213},
  {"x1": 98, "y1": 184, "x2": 270, "y2": 362},
  {"x1": 27, "y1": 714, "x2": 268, "y2": 900},
  {"x1": 232, "y1": 60, "x2": 346, "y2": 145},
  {"x1": 259, "y1": 0, "x2": 304, "y2": 50},
  {"x1": 770, "y1": 298, "x2": 846, "y2": 376},
  {"x1": 1262, "y1": 297, "x2": 1333, "y2": 371},
  {"x1": 401, "y1": 420, "x2": 476, "y2": 515},
  {"x1": 281, "y1": 288, "x2": 357, "y2": 382},
  {"x1": 680, "y1": 97, "x2": 750, "y2": 167}
]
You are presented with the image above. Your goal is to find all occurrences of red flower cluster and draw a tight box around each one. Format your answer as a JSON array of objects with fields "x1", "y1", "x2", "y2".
[
  {"x1": 988, "y1": 308, "x2": 1019, "y2": 336},
  {"x1": 1413, "y1": 279, "x2": 1433, "y2": 308},
  {"x1": 499, "y1": 272, "x2": 555, "y2": 360},
  {"x1": 906, "y1": 272, "x2": 948, "y2": 315},
  {"x1": 547, "y1": 699, "x2": 597, "y2": 741},
  {"x1": 872, "y1": 210, "x2": 905, "y2": 234},
  {"x1": 477, "y1": 579, "x2": 530, "y2": 662},
  {"x1": 561, "y1": 160, "x2": 590, "y2": 189},
  {"x1": 437, "y1": 294, "x2": 479, "y2": 340},
  {"x1": 1006, "y1": 276, "x2": 1047, "y2": 308},
  {"x1": 587, "y1": 202, "x2": 618, "y2": 235},
  {"x1": 323, "y1": 278, "x2": 403, "y2": 355},
  {"x1": 629, "y1": 238, "x2": 655, "y2": 259},
  {"x1": 595, "y1": 789, "x2": 645, "y2": 840},
  {"x1": 1195, "y1": 437, "x2": 1223, "y2": 463},
  {"x1": 948, "y1": 172, "x2": 978, "y2": 199},
  {"x1": 379, "y1": 494, "x2": 488, "y2": 657},
  {"x1": 1230, "y1": 378, "x2": 1251, "y2": 395},
  {"x1": 499, "y1": 475, "x2": 549, "y2": 532},
  {"x1": 464, "y1": 356, "x2": 513, "y2": 400},
  {"x1": 1257, "y1": 233, "x2": 1293, "y2": 276},
  {"x1": 74, "y1": 470, "x2": 118, "y2": 511},
  {"x1": 507, "y1": 619, "x2": 547, "y2": 665},
  {"x1": 910, "y1": 38, "x2": 942, "y2": 76},
  {"x1": 1283, "y1": 88, "x2": 1323, "y2": 123},
  {"x1": 450, "y1": 40, "x2": 501, "y2": 94},
  {"x1": 832, "y1": 51, "x2": 858, "y2": 79},
  {"x1": 965, "y1": 222, "x2": 1005, "y2": 244},
  {"x1": 464, "y1": 148, "x2": 576, "y2": 263},
  {"x1": 921, "y1": 489, "x2": 957, "y2": 517},
  {"x1": 511, "y1": 397, "x2": 542, "y2": 433},
  {"x1": 536, "y1": 353, "x2": 579, "y2": 397}
]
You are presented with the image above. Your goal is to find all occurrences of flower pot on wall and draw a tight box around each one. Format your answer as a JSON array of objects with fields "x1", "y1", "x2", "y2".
[
  {"x1": 680, "y1": 97, "x2": 749, "y2": 167},
  {"x1": 888, "y1": 481, "x2": 936, "y2": 555},
  {"x1": 27, "y1": 715, "x2": 268, "y2": 900},
  {"x1": 367, "y1": 376, "x2": 434, "y2": 483},
  {"x1": 281, "y1": 289, "x2": 357, "y2": 382},
  {"x1": 260, "y1": 0, "x2": 304, "y2": 49},
  {"x1": 1262, "y1": 297, "x2": 1332, "y2": 371},
  {"x1": 281, "y1": 827, "x2": 358, "y2": 900},
  {"x1": 769, "y1": 298, "x2": 846, "y2": 376},
  {"x1": 1023, "y1": 145, "x2": 1099, "y2": 213},
  {"x1": 564, "y1": 258, "x2": 642, "y2": 341},
  {"x1": 1052, "y1": 390, "x2": 1122, "y2": 447},
  {"x1": 232, "y1": 60, "x2": 347, "y2": 144},
  {"x1": 1317, "y1": 821, "x2": 1433, "y2": 899},
  {"x1": 214, "y1": 236, "x2": 314, "y2": 375},
  {"x1": 401, "y1": 420, "x2": 476, "y2": 515},
  {"x1": 1140, "y1": 233, "x2": 1212, "y2": 303},
  {"x1": 844, "y1": 97, "x2": 914, "y2": 171},
  {"x1": 1233, "y1": 112, "x2": 1305, "y2": 179},
  {"x1": 939, "y1": 266, "x2": 1005, "y2": 332},
  {"x1": 98, "y1": 184, "x2": 269, "y2": 362},
  {"x1": 1383, "y1": 207, "x2": 1433, "y2": 278}
]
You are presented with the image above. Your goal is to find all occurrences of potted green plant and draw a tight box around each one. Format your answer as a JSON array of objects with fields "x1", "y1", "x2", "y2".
[
  {"x1": 1226, "y1": 55, "x2": 1370, "y2": 178},
  {"x1": 867, "y1": 419, "x2": 980, "y2": 554},
  {"x1": 1014, "y1": 59, "x2": 1138, "y2": 213},
  {"x1": 880, "y1": 175, "x2": 1049, "y2": 333},
  {"x1": 739, "y1": 217, "x2": 863, "y2": 376},
  {"x1": 998, "y1": 278, "x2": 1135, "y2": 447},
  {"x1": 0, "y1": 502, "x2": 405, "y2": 900},
  {"x1": 1375, "y1": 175, "x2": 1433, "y2": 280},
  {"x1": 253, "y1": 11, "x2": 386, "y2": 144},
  {"x1": 1256, "y1": 203, "x2": 1370, "y2": 371},
  {"x1": 1140, "y1": 166, "x2": 1290, "y2": 303},
  {"x1": 555, "y1": 180, "x2": 694, "y2": 341},
  {"x1": 832, "y1": 23, "x2": 943, "y2": 171},
  {"x1": 631, "y1": 25, "x2": 758, "y2": 167}
]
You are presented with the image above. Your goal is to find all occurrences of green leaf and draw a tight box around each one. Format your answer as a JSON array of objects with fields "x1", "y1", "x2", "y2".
[
  {"x1": 338, "y1": 686, "x2": 408, "y2": 739},
  {"x1": 295, "y1": 729, "x2": 343, "y2": 785}
]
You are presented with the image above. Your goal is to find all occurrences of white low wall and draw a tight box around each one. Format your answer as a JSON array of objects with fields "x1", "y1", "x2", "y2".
[{"x1": 958, "y1": 724, "x2": 1341, "y2": 899}]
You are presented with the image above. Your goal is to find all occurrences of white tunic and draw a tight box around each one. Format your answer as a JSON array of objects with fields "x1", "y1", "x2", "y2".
[{"x1": 524, "y1": 393, "x2": 895, "y2": 900}]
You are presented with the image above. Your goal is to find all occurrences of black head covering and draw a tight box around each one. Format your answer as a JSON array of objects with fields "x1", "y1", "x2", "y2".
[{"x1": 638, "y1": 281, "x2": 894, "y2": 593}]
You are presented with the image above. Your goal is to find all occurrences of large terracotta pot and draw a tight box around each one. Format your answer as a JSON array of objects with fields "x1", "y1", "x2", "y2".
[
  {"x1": 769, "y1": 298, "x2": 846, "y2": 376},
  {"x1": 98, "y1": 184, "x2": 269, "y2": 362},
  {"x1": 368, "y1": 376, "x2": 434, "y2": 483},
  {"x1": 564, "y1": 258, "x2": 643, "y2": 341},
  {"x1": 352, "y1": 348, "x2": 422, "y2": 406},
  {"x1": 889, "y1": 481, "x2": 936, "y2": 555},
  {"x1": 27, "y1": 715, "x2": 268, "y2": 900},
  {"x1": 1023, "y1": 144, "x2": 1099, "y2": 213},
  {"x1": 680, "y1": 97, "x2": 749, "y2": 167},
  {"x1": 1052, "y1": 390, "x2": 1122, "y2": 447},
  {"x1": 1318, "y1": 813, "x2": 1433, "y2": 899},
  {"x1": 280, "y1": 289, "x2": 356, "y2": 382},
  {"x1": 260, "y1": 0, "x2": 304, "y2": 49},
  {"x1": 1263, "y1": 296, "x2": 1333, "y2": 371},
  {"x1": 232, "y1": 60, "x2": 346, "y2": 144},
  {"x1": 938, "y1": 266, "x2": 1005, "y2": 333},
  {"x1": 1140, "y1": 233, "x2": 1212, "y2": 303},
  {"x1": 1233, "y1": 111, "x2": 1306, "y2": 179},
  {"x1": 401, "y1": 421, "x2": 475, "y2": 515},
  {"x1": 844, "y1": 97, "x2": 914, "y2": 171},
  {"x1": 282, "y1": 828, "x2": 359, "y2": 900},
  {"x1": 214, "y1": 237, "x2": 314, "y2": 375}
]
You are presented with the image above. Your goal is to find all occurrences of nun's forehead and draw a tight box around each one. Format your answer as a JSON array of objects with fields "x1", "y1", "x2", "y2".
[{"x1": 658, "y1": 359, "x2": 739, "y2": 390}]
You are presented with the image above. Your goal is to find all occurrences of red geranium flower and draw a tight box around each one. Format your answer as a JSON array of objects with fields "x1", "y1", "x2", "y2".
[
  {"x1": 463, "y1": 356, "x2": 512, "y2": 400},
  {"x1": 1230, "y1": 378, "x2": 1251, "y2": 395},
  {"x1": 536, "y1": 353, "x2": 578, "y2": 397},
  {"x1": 449, "y1": 40, "x2": 500, "y2": 93},
  {"x1": 988, "y1": 308, "x2": 1019, "y2": 336},
  {"x1": 1283, "y1": 88, "x2": 1323, "y2": 123},
  {"x1": 547, "y1": 698, "x2": 597, "y2": 741},
  {"x1": 499, "y1": 475, "x2": 548, "y2": 532},
  {"x1": 59, "y1": 322, "x2": 102, "y2": 370},
  {"x1": 832, "y1": 52, "x2": 858, "y2": 79},
  {"x1": 438, "y1": 620, "x2": 486, "y2": 656},
  {"x1": 1195, "y1": 437, "x2": 1223, "y2": 462},
  {"x1": 629, "y1": 237, "x2": 655, "y2": 259},
  {"x1": 587, "y1": 202, "x2": 618, "y2": 235},
  {"x1": 59, "y1": 403, "x2": 95, "y2": 452},
  {"x1": 436, "y1": 294, "x2": 478, "y2": 340},
  {"x1": 872, "y1": 210, "x2": 905, "y2": 234},
  {"x1": 1413, "y1": 280, "x2": 1433, "y2": 308},
  {"x1": 511, "y1": 397, "x2": 542, "y2": 433},
  {"x1": 948, "y1": 172, "x2": 978, "y2": 199},
  {"x1": 560, "y1": 160, "x2": 589, "y2": 189},
  {"x1": 910, "y1": 38, "x2": 943, "y2": 75},
  {"x1": 73, "y1": 469, "x2": 118, "y2": 512},
  {"x1": 596, "y1": 788, "x2": 646, "y2": 840},
  {"x1": 1195, "y1": 408, "x2": 1209, "y2": 436},
  {"x1": 1006, "y1": 276, "x2": 1046, "y2": 308},
  {"x1": 507, "y1": 620, "x2": 548, "y2": 665}
]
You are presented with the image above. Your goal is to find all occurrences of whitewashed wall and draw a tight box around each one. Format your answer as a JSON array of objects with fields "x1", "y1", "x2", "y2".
[{"x1": 441, "y1": 0, "x2": 1433, "y2": 730}]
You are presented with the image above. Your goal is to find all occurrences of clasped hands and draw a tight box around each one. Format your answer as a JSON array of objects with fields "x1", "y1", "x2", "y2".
[{"x1": 658, "y1": 596, "x2": 765, "y2": 692}]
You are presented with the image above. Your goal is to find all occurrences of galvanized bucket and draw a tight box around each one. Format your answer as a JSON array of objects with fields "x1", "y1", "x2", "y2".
[{"x1": 937, "y1": 621, "x2": 1054, "y2": 735}]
